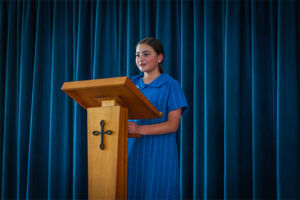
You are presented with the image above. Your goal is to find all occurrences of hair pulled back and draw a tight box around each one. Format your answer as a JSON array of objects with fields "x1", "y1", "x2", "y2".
[{"x1": 137, "y1": 37, "x2": 164, "y2": 74}]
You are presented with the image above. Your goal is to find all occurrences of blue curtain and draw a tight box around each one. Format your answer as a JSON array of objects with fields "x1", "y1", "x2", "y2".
[{"x1": 0, "y1": 0, "x2": 299, "y2": 199}]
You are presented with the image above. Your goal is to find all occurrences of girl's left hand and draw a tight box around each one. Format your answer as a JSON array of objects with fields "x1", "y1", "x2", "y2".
[{"x1": 128, "y1": 121, "x2": 142, "y2": 134}]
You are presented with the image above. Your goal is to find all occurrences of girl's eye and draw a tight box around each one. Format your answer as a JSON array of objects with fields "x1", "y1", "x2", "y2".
[{"x1": 136, "y1": 52, "x2": 151, "y2": 57}]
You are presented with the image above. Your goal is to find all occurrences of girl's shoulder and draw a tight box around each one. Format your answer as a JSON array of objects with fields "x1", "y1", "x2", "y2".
[
  {"x1": 162, "y1": 73, "x2": 178, "y2": 83},
  {"x1": 161, "y1": 74, "x2": 182, "y2": 88}
]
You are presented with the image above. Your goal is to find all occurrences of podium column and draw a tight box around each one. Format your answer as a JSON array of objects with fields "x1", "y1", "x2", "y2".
[{"x1": 87, "y1": 100, "x2": 128, "y2": 199}]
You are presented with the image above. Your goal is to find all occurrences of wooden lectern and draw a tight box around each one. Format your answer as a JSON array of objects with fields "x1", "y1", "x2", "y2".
[{"x1": 61, "y1": 77, "x2": 162, "y2": 199}]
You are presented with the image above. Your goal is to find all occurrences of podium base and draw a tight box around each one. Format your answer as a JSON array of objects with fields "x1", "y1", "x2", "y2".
[{"x1": 87, "y1": 100, "x2": 127, "y2": 199}]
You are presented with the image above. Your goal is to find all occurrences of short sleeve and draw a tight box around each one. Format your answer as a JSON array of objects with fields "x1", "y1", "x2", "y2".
[{"x1": 167, "y1": 80, "x2": 189, "y2": 115}]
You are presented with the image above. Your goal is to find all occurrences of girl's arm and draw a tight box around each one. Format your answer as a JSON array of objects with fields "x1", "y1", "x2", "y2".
[{"x1": 128, "y1": 108, "x2": 182, "y2": 135}]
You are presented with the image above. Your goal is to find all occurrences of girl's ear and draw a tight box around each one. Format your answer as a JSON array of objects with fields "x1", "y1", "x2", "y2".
[{"x1": 158, "y1": 54, "x2": 164, "y2": 63}]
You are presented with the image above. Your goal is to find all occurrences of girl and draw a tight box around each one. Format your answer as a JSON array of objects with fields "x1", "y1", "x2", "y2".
[{"x1": 128, "y1": 38, "x2": 188, "y2": 199}]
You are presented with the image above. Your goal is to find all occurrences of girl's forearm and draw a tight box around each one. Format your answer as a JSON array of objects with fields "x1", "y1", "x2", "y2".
[
  {"x1": 140, "y1": 121, "x2": 179, "y2": 135},
  {"x1": 128, "y1": 108, "x2": 182, "y2": 136}
]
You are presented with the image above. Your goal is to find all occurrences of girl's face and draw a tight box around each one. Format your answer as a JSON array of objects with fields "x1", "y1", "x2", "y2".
[{"x1": 136, "y1": 44, "x2": 163, "y2": 74}]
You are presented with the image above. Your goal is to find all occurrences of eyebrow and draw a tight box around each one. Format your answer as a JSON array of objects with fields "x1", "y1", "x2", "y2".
[{"x1": 136, "y1": 50, "x2": 151, "y2": 54}]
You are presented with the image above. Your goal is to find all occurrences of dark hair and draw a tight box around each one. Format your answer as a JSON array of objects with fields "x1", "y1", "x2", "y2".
[{"x1": 137, "y1": 37, "x2": 164, "y2": 73}]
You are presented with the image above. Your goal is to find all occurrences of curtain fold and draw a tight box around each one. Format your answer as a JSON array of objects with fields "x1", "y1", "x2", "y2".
[
  {"x1": 0, "y1": 1, "x2": 299, "y2": 199},
  {"x1": 26, "y1": 2, "x2": 52, "y2": 198},
  {"x1": 277, "y1": 2, "x2": 299, "y2": 198},
  {"x1": 252, "y1": 1, "x2": 273, "y2": 198}
]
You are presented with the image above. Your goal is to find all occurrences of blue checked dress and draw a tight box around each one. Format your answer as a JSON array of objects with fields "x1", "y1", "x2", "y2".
[{"x1": 128, "y1": 73, "x2": 188, "y2": 200}]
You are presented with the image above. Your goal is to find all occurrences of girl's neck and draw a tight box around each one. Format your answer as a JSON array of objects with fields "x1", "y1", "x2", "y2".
[{"x1": 143, "y1": 71, "x2": 161, "y2": 84}]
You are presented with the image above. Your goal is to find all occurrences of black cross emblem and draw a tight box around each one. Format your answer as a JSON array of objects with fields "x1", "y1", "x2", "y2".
[{"x1": 92, "y1": 120, "x2": 113, "y2": 150}]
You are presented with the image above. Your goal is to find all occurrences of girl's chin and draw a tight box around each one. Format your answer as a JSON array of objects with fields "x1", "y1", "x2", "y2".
[
  {"x1": 138, "y1": 66, "x2": 156, "y2": 73},
  {"x1": 141, "y1": 69, "x2": 150, "y2": 73},
  {"x1": 138, "y1": 67, "x2": 147, "y2": 72}
]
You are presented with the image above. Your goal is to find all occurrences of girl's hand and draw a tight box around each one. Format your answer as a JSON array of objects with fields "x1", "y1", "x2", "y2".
[
  {"x1": 128, "y1": 122, "x2": 142, "y2": 134},
  {"x1": 127, "y1": 108, "x2": 182, "y2": 136}
]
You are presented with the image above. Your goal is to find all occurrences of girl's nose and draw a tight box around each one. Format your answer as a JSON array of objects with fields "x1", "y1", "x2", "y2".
[{"x1": 139, "y1": 56, "x2": 144, "y2": 62}]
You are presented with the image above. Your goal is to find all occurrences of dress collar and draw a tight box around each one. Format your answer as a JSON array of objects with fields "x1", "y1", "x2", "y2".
[{"x1": 138, "y1": 73, "x2": 170, "y2": 89}]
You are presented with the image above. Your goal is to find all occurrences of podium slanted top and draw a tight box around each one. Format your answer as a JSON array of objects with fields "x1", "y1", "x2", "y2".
[{"x1": 61, "y1": 77, "x2": 162, "y2": 119}]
